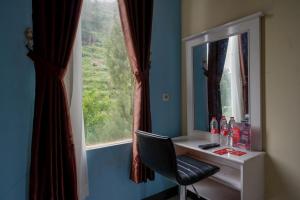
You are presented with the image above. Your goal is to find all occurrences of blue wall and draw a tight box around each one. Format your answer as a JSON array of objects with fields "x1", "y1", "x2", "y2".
[
  {"x1": 150, "y1": 0, "x2": 181, "y2": 138},
  {"x1": 193, "y1": 45, "x2": 209, "y2": 131},
  {"x1": 0, "y1": 0, "x2": 181, "y2": 199},
  {"x1": 87, "y1": 0, "x2": 181, "y2": 199},
  {"x1": 0, "y1": 0, "x2": 34, "y2": 199}
]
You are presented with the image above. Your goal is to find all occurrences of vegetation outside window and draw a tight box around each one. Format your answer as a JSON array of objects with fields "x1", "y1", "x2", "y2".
[{"x1": 81, "y1": 0, "x2": 133, "y2": 146}]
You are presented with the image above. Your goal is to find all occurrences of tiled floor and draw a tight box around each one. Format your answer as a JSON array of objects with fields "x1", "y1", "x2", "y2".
[{"x1": 167, "y1": 197, "x2": 193, "y2": 200}]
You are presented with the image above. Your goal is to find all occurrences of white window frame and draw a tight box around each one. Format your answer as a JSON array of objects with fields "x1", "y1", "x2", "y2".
[
  {"x1": 184, "y1": 12, "x2": 263, "y2": 151},
  {"x1": 67, "y1": 6, "x2": 133, "y2": 150}
]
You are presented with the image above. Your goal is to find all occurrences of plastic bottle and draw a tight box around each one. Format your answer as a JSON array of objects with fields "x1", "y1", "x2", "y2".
[
  {"x1": 227, "y1": 117, "x2": 235, "y2": 147},
  {"x1": 210, "y1": 116, "x2": 220, "y2": 143},
  {"x1": 238, "y1": 119, "x2": 251, "y2": 150},
  {"x1": 210, "y1": 116, "x2": 219, "y2": 133},
  {"x1": 232, "y1": 126, "x2": 241, "y2": 147},
  {"x1": 219, "y1": 116, "x2": 228, "y2": 146}
]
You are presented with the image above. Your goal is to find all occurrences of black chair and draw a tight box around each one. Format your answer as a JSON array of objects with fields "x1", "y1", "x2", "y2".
[{"x1": 136, "y1": 130, "x2": 220, "y2": 200}]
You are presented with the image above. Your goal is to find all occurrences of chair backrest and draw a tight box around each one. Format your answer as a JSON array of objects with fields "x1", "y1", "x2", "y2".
[{"x1": 136, "y1": 130, "x2": 178, "y2": 183}]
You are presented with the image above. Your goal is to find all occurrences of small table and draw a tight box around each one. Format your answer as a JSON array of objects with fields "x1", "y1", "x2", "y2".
[{"x1": 172, "y1": 133, "x2": 265, "y2": 200}]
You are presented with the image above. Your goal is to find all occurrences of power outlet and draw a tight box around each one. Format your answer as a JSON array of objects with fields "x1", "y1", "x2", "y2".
[{"x1": 162, "y1": 93, "x2": 170, "y2": 102}]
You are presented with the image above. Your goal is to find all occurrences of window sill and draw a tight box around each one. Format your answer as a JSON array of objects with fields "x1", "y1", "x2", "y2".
[{"x1": 86, "y1": 139, "x2": 132, "y2": 151}]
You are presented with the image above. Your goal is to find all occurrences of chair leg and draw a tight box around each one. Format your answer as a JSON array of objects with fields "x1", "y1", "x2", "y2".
[
  {"x1": 191, "y1": 184, "x2": 201, "y2": 199},
  {"x1": 179, "y1": 185, "x2": 187, "y2": 200}
]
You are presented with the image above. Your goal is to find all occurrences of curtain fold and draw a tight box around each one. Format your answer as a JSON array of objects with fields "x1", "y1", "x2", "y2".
[
  {"x1": 70, "y1": 20, "x2": 89, "y2": 200},
  {"x1": 118, "y1": 0, "x2": 155, "y2": 183},
  {"x1": 238, "y1": 33, "x2": 249, "y2": 115},
  {"x1": 28, "y1": 0, "x2": 83, "y2": 199},
  {"x1": 225, "y1": 36, "x2": 244, "y2": 122},
  {"x1": 207, "y1": 39, "x2": 229, "y2": 123}
]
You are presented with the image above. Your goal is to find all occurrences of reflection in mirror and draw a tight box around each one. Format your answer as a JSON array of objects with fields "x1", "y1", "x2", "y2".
[{"x1": 193, "y1": 33, "x2": 248, "y2": 131}]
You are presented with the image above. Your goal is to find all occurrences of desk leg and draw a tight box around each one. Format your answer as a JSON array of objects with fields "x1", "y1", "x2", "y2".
[
  {"x1": 241, "y1": 155, "x2": 264, "y2": 200},
  {"x1": 179, "y1": 185, "x2": 187, "y2": 200}
]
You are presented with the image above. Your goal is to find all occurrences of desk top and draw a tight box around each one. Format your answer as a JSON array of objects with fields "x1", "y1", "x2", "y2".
[{"x1": 172, "y1": 133, "x2": 264, "y2": 164}]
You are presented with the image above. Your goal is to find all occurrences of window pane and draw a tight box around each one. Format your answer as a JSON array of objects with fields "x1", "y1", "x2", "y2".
[{"x1": 81, "y1": 0, "x2": 133, "y2": 146}]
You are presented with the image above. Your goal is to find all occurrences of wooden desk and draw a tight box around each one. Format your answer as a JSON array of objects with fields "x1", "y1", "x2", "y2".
[{"x1": 172, "y1": 133, "x2": 265, "y2": 200}]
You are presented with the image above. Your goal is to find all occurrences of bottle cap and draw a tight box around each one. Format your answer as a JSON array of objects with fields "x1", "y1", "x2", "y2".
[{"x1": 212, "y1": 116, "x2": 216, "y2": 119}]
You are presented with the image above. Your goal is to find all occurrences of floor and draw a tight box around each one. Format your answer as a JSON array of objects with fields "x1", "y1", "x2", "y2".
[
  {"x1": 168, "y1": 197, "x2": 193, "y2": 200},
  {"x1": 167, "y1": 194, "x2": 205, "y2": 200},
  {"x1": 144, "y1": 186, "x2": 204, "y2": 200}
]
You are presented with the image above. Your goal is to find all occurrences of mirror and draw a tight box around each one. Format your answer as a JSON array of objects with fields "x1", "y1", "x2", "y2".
[
  {"x1": 184, "y1": 12, "x2": 263, "y2": 150},
  {"x1": 193, "y1": 33, "x2": 249, "y2": 131}
]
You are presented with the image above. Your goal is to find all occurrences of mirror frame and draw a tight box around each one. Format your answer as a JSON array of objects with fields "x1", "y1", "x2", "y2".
[{"x1": 184, "y1": 12, "x2": 263, "y2": 151}]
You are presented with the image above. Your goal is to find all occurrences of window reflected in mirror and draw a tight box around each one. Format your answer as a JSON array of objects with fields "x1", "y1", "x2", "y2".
[{"x1": 193, "y1": 33, "x2": 249, "y2": 131}]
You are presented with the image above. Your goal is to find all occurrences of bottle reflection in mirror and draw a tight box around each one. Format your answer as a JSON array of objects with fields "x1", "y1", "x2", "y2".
[
  {"x1": 210, "y1": 116, "x2": 220, "y2": 144},
  {"x1": 220, "y1": 116, "x2": 228, "y2": 146}
]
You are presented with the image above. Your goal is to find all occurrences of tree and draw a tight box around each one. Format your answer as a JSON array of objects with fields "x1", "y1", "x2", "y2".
[
  {"x1": 81, "y1": 0, "x2": 133, "y2": 145},
  {"x1": 81, "y1": 0, "x2": 115, "y2": 46},
  {"x1": 102, "y1": 15, "x2": 133, "y2": 141}
]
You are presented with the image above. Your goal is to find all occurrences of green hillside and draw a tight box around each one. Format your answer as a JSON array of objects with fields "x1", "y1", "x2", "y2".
[{"x1": 81, "y1": 0, "x2": 133, "y2": 145}]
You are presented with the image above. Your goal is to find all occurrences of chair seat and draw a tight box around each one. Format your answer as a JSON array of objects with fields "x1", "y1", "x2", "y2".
[{"x1": 176, "y1": 155, "x2": 220, "y2": 185}]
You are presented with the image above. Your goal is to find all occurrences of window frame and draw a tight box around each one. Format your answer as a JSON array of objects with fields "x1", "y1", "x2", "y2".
[{"x1": 68, "y1": 0, "x2": 134, "y2": 150}]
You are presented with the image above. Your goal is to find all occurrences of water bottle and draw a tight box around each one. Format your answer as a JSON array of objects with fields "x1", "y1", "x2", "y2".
[
  {"x1": 232, "y1": 126, "x2": 240, "y2": 147},
  {"x1": 210, "y1": 116, "x2": 219, "y2": 133},
  {"x1": 210, "y1": 116, "x2": 219, "y2": 143},
  {"x1": 219, "y1": 116, "x2": 228, "y2": 146},
  {"x1": 227, "y1": 117, "x2": 235, "y2": 147},
  {"x1": 239, "y1": 119, "x2": 251, "y2": 150}
]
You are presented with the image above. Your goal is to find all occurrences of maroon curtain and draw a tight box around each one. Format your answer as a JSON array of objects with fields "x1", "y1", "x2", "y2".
[
  {"x1": 28, "y1": 0, "x2": 82, "y2": 199},
  {"x1": 118, "y1": 0, "x2": 155, "y2": 183},
  {"x1": 207, "y1": 39, "x2": 229, "y2": 124},
  {"x1": 238, "y1": 33, "x2": 249, "y2": 114}
]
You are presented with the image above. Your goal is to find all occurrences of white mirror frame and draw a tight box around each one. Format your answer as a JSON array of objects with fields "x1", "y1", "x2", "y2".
[{"x1": 184, "y1": 12, "x2": 263, "y2": 151}]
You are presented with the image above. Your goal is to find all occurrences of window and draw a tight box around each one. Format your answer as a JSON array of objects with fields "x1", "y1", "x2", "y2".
[
  {"x1": 81, "y1": 0, "x2": 133, "y2": 146},
  {"x1": 220, "y1": 35, "x2": 245, "y2": 122}
]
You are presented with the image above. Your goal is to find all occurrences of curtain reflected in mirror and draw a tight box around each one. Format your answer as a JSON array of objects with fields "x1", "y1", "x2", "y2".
[{"x1": 193, "y1": 33, "x2": 249, "y2": 131}]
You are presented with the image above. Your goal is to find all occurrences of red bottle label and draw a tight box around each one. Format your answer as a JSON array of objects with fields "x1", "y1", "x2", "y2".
[
  {"x1": 232, "y1": 127, "x2": 240, "y2": 143},
  {"x1": 210, "y1": 128, "x2": 219, "y2": 134},
  {"x1": 220, "y1": 129, "x2": 228, "y2": 136}
]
